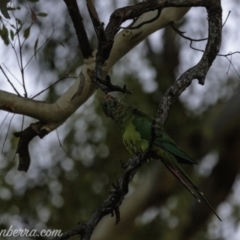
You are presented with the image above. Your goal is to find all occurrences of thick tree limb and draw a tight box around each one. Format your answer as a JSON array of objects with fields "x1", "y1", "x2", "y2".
[{"x1": 0, "y1": 3, "x2": 191, "y2": 127}]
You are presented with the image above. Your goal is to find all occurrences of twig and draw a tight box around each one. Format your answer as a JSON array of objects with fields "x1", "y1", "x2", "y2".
[
  {"x1": 171, "y1": 22, "x2": 208, "y2": 42},
  {"x1": 31, "y1": 67, "x2": 78, "y2": 99},
  {"x1": 0, "y1": 65, "x2": 21, "y2": 95},
  {"x1": 1, "y1": 114, "x2": 15, "y2": 154},
  {"x1": 2, "y1": 63, "x2": 22, "y2": 86},
  {"x1": 225, "y1": 56, "x2": 240, "y2": 79},
  {"x1": 24, "y1": 30, "x2": 55, "y2": 70},
  {"x1": 86, "y1": 0, "x2": 103, "y2": 38},
  {"x1": 121, "y1": 9, "x2": 161, "y2": 30},
  {"x1": 16, "y1": 21, "x2": 29, "y2": 97},
  {"x1": 0, "y1": 112, "x2": 9, "y2": 131},
  {"x1": 222, "y1": 10, "x2": 231, "y2": 28}
]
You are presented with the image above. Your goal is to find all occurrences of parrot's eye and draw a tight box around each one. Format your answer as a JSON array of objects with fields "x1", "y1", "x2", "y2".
[
  {"x1": 103, "y1": 102, "x2": 107, "y2": 108},
  {"x1": 102, "y1": 100, "x2": 108, "y2": 116},
  {"x1": 101, "y1": 100, "x2": 108, "y2": 112}
]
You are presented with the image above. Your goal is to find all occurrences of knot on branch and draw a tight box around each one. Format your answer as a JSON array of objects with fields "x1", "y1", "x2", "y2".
[
  {"x1": 13, "y1": 126, "x2": 37, "y2": 172},
  {"x1": 13, "y1": 122, "x2": 49, "y2": 172}
]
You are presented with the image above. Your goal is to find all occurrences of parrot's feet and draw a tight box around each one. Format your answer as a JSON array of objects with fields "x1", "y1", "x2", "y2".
[
  {"x1": 122, "y1": 155, "x2": 140, "y2": 171},
  {"x1": 114, "y1": 207, "x2": 121, "y2": 224},
  {"x1": 106, "y1": 183, "x2": 122, "y2": 224},
  {"x1": 104, "y1": 205, "x2": 121, "y2": 224},
  {"x1": 96, "y1": 75, "x2": 132, "y2": 94},
  {"x1": 120, "y1": 159, "x2": 128, "y2": 169}
]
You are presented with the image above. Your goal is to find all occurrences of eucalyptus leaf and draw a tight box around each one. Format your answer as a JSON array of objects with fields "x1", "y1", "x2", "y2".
[{"x1": 0, "y1": 0, "x2": 10, "y2": 19}]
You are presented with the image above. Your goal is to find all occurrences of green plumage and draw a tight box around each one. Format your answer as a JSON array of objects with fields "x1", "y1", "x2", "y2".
[{"x1": 101, "y1": 95, "x2": 221, "y2": 221}]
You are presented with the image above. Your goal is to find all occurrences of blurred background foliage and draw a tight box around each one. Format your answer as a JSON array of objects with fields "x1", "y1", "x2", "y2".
[{"x1": 0, "y1": 0, "x2": 240, "y2": 239}]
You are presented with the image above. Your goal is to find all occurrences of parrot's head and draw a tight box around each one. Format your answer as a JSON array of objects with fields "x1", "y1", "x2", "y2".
[
  {"x1": 101, "y1": 95, "x2": 132, "y2": 129},
  {"x1": 101, "y1": 95, "x2": 118, "y2": 119}
]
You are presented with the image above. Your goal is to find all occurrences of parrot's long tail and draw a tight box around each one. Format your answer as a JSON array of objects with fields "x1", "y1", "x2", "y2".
[{"x1": 161, "y1": 154, "x2": 222, "y2": 221}]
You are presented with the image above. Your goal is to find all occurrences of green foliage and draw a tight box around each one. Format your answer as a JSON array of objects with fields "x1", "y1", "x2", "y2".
[
  {"x1": 37, "y1": 12, "x2": 48, "y2": 17},
  {"x1": 23, "y1": 25, "x2": 31, "y2": 39},
  {"x1": 0, "y1": 24, "x2": 9, "y2": 45},
  {"x1": 33, "y1": 38, "x2": 38, "y2": 58}
]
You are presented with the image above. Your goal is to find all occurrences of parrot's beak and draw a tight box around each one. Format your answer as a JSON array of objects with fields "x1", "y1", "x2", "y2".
[{"x1": 104, "y1": 94, "x2": 115, "y2": 100}]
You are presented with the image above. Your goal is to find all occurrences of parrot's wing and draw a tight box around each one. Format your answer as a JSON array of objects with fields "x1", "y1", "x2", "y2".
[
  {"x1": 157, "y1": 141, "x2": 197, "y2": 164},
  {"x1": 132, "y1": 109, "x2": 197, "y2": 165},
  {"x1": 129, "y1": 109, "x2": 221, "y2": 221}
]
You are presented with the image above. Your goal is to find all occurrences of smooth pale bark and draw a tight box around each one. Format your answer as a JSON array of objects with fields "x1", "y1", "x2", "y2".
[
  {"x1": 0, "y1": 7, "x2": 190, "y2": 132},
  {"x1": 105, "y1": 7, "x2": 190, "y2": 69}
]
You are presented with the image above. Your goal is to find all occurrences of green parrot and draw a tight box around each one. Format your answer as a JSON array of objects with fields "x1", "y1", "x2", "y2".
[{"x1": 101, "y1": 95, "x2": 221, "y2": 221}]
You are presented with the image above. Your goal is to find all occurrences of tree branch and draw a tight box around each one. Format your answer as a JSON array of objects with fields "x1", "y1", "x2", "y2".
[
  {"x1": 156, "y1": 1, "x2": 222, "y2": 125},
  {"x1": 13, "y1": 122, "x2": 46, "y2": 172},
  {"x1": 53, "y1": 153, "x2": 151, "y2": 240},
  {"x1": 63, "y1": 0, "x2": 93, "y2": 59},
  {"x1": 0, "y1": 3, "x2": 191, "y2": 133}
]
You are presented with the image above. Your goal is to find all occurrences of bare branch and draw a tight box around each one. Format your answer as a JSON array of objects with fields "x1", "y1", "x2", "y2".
[
  {"x1": 86, "y1": 0, "x2": 103, "y2": 38},
  {"x1": 0, "y1": 65, "x2": 21, "y2": 95},
  {"x1": 13, "y1": 125, "x2": 38, "y2": 171},
  {"x1": 121, "y1": 9, "x2": 162, "y2": 30},
  {"x1": 31, "y1": 67, "x2": 78, "y2": 99},
  {"x1": 53, "y1": 152, "x2": 151, "y2": 240},
  {"x1": 64, "y1": 0, "x2": 93, "y2": 59},
  {"x1": 156, "y1": 1, "x2": 222, "y2": 125}
]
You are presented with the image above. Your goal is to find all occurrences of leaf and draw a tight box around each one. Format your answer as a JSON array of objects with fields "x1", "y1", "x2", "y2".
[
  {"x1": 23, "y1": 26, "x2": 31, "y2": 39},
  {"x1": 37, "y1": 12, "x2": 47, "y2": 17},
  {"x1": 15, "y1": 18, "x2": 23, "y2": 36},
  {"x1": 0, "y1": 25, "x2": 9, "y2": 45},
  {"x1": 10, "y1": 24, "x2": 16, "y2": 29},
  {"x1": 57, "y1": 41, "x2": 65, "y2": 48},
  {"x1": 7, "y1": 7, "x2": 16, "y2": 11},
  {"x1": 16, "y1": 18, "x2": 22, "y2": 26},
  {"x1": 10, "y1": 29, "x2": 14, "y2": 40},
  {"x1": 34, "y1": 38, "x2": 38, "y2": 59}
]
